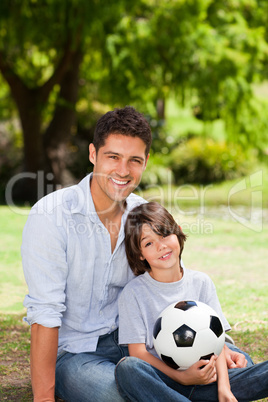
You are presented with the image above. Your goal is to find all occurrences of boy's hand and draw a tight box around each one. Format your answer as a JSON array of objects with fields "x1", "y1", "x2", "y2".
[
  {"x1": 178, "y1": 355, "x2": 218, "y2": 385},
  {"x1": 218, "y1": 387, "x2": 238, "y2": 402}
]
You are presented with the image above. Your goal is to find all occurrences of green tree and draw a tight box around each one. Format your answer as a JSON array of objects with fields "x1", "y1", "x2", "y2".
[
  {"x1": 1, "y1": 0, "x2": 268, "y2": 202},
  {"x1": 0, "y1": 0, "x2": 124, "y2": 201},
  {"x1": 103, "y1": 0, "x2": 268, "y2": 146}
]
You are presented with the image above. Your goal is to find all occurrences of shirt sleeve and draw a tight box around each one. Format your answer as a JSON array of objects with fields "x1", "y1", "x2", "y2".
[
  {"x1": 118, "y1": 283, "x2": 147, "y2": 345},
  {"x1": 21, "y1": 206, "x2": 68, "y2": 328}
]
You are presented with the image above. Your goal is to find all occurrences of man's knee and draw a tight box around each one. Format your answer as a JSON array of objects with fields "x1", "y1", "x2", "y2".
[
  {"x1": 116, "y1": 356, "x2": 142, "y2": 378},
  {"x1": 116, "y1": 356, "x2": 138, "y2": 369}
]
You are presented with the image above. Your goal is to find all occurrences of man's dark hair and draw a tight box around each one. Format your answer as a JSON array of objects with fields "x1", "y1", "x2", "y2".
[
  {"x1": 93, "y1": 106, "x2": 152, "y2": 156},
  {"x1": 124, "y1": 202, "x2": 187, "y2": 276}
]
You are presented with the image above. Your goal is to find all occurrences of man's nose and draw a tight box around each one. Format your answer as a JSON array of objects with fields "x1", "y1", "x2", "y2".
[{"x1": 117, "y1": 160, "x2": 130, "y2": 177}]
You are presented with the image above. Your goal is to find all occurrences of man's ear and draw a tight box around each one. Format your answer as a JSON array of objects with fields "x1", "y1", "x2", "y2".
[
  {"x1": 89, "y1": 143, "x2": 96, "y2": 165},
  {"x1": 144, "y1": 153, "x2": 150, "y2": 169}
]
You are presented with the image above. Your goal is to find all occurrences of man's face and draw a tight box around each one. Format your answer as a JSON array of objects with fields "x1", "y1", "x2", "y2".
[{"x1": 89, "y1": 134, "x2": 149, "y2": 206}]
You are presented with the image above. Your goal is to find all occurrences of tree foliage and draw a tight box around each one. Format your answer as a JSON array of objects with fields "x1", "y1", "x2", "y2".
[
  {"x1": 0, "y1": 0, "x2": 268, "y2": 201},
  {"x1": 0, "y1": 0, "x2": 125, "y2": 200},
  {"x1": 104, "y1": 0, "x2": 268, "y2": 122}
]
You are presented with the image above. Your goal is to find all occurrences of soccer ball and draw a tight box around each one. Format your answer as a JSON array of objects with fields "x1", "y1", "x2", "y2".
[{"x1": 153, "y1": 300, "x2": 225, "y2": 370}]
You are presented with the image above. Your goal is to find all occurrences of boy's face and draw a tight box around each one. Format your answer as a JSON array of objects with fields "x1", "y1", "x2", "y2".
[
  {"x1": 140, "y1": 224, "x2": 181, "y2": 276},
  {"x1": 89, "y1": 134, "x2": 149, "y2": 205}
]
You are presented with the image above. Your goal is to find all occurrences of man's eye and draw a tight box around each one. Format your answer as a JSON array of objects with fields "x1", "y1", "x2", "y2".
[{"x1": 132, "y1": 159, "x2": 142, "y2": 164}]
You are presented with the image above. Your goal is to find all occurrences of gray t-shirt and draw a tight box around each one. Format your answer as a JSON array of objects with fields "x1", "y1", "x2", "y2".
[{"x1": 118, "y1": 268, "x2": 231, "y2": 358}]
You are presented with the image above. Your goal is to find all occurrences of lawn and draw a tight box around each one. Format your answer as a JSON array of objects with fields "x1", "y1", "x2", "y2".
[{"x1": 0, "y1": 171, "x2": 268, "y2": 400}]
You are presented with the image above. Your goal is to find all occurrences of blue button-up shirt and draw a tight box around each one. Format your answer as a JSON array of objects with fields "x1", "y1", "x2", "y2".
[{"x1": 21, "y1": 173, "x2": 145, "y2": 354}]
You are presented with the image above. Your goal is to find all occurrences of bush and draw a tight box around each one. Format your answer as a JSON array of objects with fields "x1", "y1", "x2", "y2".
[
  {"x1": 140, "y1": 153, "x2": 173, "y2": 188},
  {"x1": 169, "y1": 137, "x2": 256, "y2": 185}
]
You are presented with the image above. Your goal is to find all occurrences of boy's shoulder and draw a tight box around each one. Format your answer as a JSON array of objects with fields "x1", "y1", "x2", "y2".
[
  {"x1": 185, "y1": 267, "x2": 212, "y2": 282},
  {"x1": 121, "y1": 273, "x2": 147, "y2": 295}
]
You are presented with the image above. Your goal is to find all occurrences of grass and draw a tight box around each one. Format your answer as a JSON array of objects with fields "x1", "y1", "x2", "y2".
[
  {"x1": 0, "y1": 206, "x2": 29, "y2": 314},
  {"x1": 1, "y1": 172, "x2": 268, "y2": 400},
  {"x1": 0, "y1": 314, "x2": 32, "y2": 401}
]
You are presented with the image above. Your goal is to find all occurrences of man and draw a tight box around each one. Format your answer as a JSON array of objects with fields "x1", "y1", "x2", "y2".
[{"x1": 22, "y1": 106, "x2": 246, "y2": 402}]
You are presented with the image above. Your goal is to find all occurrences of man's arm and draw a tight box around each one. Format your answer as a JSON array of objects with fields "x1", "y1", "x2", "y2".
[{"x1": 30, "y1": 324, "x2": 59, "y2": 402}]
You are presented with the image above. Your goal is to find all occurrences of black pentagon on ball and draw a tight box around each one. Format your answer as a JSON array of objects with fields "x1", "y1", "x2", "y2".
[
  {"x1": 173, "y1": 324, "x2": 196, "y2": 347},
  {"x1": 174, "y1": 300, "x2": 197, "y2": 311},
  {"x1": 210, "y1": 315, "x2": 223, "y2": 338},
  {"x1": 199, "y1": 352, "x2": 214, "y2": 369},
  {"x1": 200, "y1": 352, "x2": 214, "y2": 361},
  {"x1": 153, "y1": 317, "x2": 162, "y2": 339},
  {"x1": 161, "y1": 354, "x2": 180, "y2": 370}
]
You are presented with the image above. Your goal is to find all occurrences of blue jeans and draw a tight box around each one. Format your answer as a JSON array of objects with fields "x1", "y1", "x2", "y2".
[
  {"x1": 55, "y1": 330, "x2": 128, "y2": 402},
  {"x1": 115, "y1": 344, "x2": 268, "y2": 402}
]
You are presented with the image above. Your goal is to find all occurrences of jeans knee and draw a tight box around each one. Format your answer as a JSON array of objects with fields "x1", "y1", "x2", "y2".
[
  {"x1": 116, "y1": 356, "x2": 137, "y2": 369},
  {"x1": 115, "y1": 356, "x2": 145, "y2": 400},
  {"x1": 116, "y1": 356, "x2": 141, "y2": 378}
]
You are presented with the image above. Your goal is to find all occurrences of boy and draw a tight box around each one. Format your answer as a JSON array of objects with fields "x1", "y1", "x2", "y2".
[{"x1": 116, "y1": 202, "x2": 268, "y2": 401}]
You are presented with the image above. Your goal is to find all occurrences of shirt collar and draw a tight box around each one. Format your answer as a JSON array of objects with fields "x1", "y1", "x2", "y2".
[{"x1": 74, "y1": 173, "x2": 136, "y2": 224}]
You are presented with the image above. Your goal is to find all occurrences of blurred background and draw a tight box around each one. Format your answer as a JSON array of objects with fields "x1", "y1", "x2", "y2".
[{"x1": 0, "y1": 0, "x2": 268, "y2": 204}]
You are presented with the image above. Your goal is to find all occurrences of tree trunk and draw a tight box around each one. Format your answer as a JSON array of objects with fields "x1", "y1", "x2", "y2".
[
  {"x1": 0, "y1": 38, "x2": 83, "y2": 202},
  {"x1": 18, "y1": 90, "x2": 44, "y2": 173},
  {"x1": 43, "y1": 48, "x2": 83, "y2": 187},
  {"x1": 7, "y1": 86, "x2": 46, "y2": 202}
]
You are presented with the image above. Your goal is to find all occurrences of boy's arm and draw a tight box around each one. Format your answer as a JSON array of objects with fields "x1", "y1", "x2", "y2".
[
  {"x1": 128, "y1": 343, "x2": 217, "y2": 386},
  {"x1": 30, "y1": 324, "x2": 59, "y2": 402},
  {"x1": 216, "y1": 349, "x2": 237, "y2": 402}
]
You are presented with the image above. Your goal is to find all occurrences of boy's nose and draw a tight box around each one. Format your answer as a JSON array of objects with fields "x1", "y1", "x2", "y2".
[{"x1": 157, "y1": 240, "x2": 166, "y2": 251}]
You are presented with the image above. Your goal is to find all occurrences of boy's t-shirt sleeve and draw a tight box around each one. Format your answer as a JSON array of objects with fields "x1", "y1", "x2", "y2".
[{"x1": 118, "y1": 282, "x2": 147, "y2": 345}]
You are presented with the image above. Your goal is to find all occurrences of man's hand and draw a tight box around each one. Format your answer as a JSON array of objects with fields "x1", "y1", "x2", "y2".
[{"x1": 224, "y1": 345, "x2": 247, "y2": 369}]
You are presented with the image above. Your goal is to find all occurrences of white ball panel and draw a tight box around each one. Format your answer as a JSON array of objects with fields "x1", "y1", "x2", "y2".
[{"x1": 153, "y1": 300, "x2": 225, "y2": 370}]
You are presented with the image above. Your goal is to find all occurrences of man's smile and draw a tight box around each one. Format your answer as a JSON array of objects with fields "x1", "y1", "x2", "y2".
[{"x1": 110, "y1": 177, "x2": 131, "y2": 186}]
